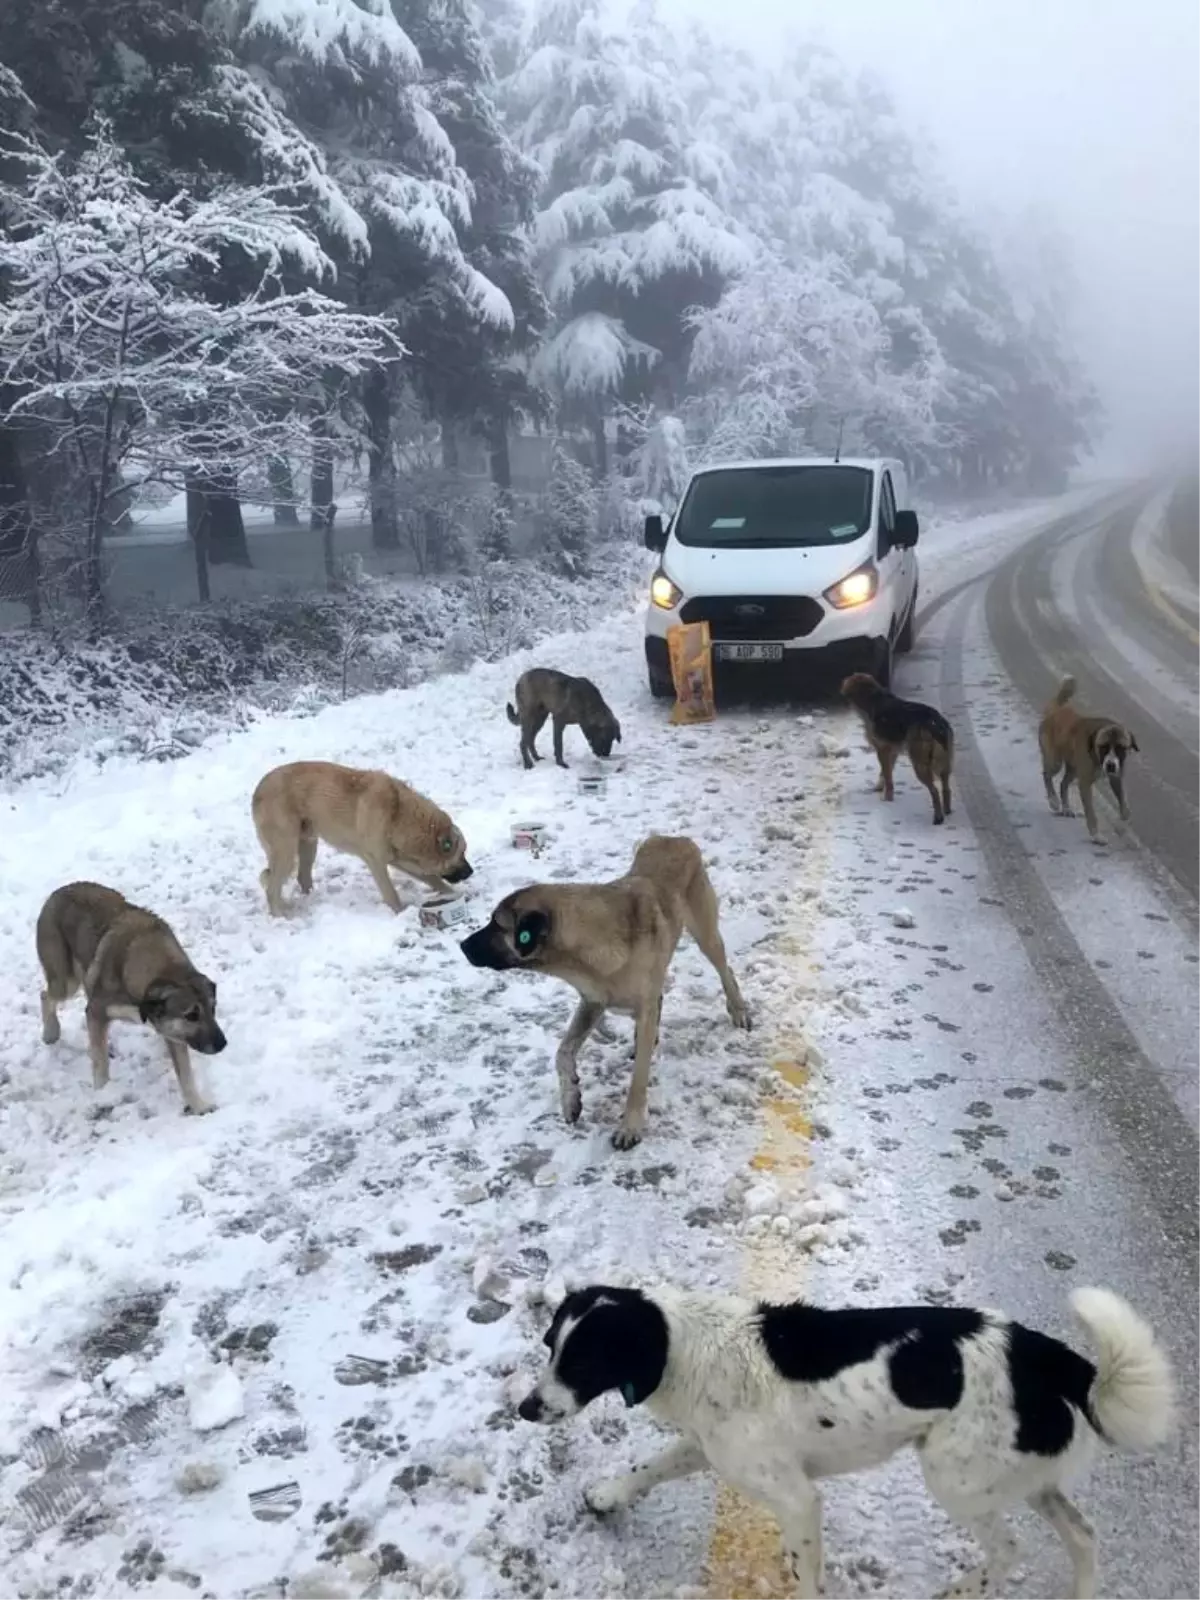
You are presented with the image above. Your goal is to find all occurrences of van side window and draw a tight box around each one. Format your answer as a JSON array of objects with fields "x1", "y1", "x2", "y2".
[{"x1": 878, "y1": 472, "x2": 897, "y2": 554}]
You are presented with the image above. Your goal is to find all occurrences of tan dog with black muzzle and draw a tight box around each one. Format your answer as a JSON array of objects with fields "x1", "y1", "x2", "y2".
[
  {"x1": 459, "y1": 835, "x2": 751, "y2": 1149},
  {"x1": 36, "y1": 881, "x2": 225, "y2": 1114},
  {"x1": 251, "y1": 759, "x2": 472, "y2": 915}
]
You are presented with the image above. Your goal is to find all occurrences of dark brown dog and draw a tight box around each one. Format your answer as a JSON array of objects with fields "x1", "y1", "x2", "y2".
[
  {"x1": 506, "y1": 668, "x2": 621, "y2": 770},
  {"x1": 36, "y1": 882, "x2": 225, "y2": 1114},
  {"x1": 1038, "y1": 676, "x2": 1138, "y2": 841},
  {"x1": 841, "y1": 672, "x2": 955, "y2": 825},
  {"x1": 458, "y1": 836, "x2": 750, "y2": 1149}
]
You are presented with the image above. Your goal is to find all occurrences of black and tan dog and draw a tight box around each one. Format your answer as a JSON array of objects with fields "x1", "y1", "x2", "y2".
[
  {"x1": 459, "y1": 836, "x2": 751, "y2": 1149},
  {"x1": 36, "y1": 882, "x2": 226, "y2": 1114},
  {"x1": 841, "y1": 672, "x2": 954, "y2": 824},
  {"x1": 1038, "y1": 677, "x2": 1138, "y2": 841},
  {"x1": 507, "y1": 668, "x2": 621, "y2": 770}
]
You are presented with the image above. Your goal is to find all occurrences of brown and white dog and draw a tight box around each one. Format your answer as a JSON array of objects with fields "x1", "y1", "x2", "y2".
[{"x1": 1038, "y1": 677, "x2": 1139, "y2": 841}]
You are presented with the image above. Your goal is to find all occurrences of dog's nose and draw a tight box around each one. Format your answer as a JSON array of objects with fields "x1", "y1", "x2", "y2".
[
  {"x1": 448, "y1": 859, "x2": 474, "y2": 882},
  {"x1": 460, "y1": 930, "x2": 484, "y2": 963},
  {"x1": 209, "y1": 1027, "x2": 227, "y2": 1054},
  {"x1": 517, "y1": 1392, "x2": 544, "y2": 1422}
]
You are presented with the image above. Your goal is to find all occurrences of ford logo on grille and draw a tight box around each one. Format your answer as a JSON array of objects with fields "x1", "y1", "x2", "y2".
[{"x1": 734, "y1": 603, "x2": 765, "y2": 617}]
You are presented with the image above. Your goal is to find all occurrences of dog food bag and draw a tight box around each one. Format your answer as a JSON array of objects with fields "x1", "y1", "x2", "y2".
[{"x1": 667, "y1": 620, "x2": 716, "y2": 725}]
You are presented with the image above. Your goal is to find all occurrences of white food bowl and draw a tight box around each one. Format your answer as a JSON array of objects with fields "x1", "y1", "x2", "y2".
[
  {"x1": 511, "y1": 821, "x2": 548, "y2": 853},
  {"x1": 419, "y1": 895, "x2": 470, "y2": 931}
]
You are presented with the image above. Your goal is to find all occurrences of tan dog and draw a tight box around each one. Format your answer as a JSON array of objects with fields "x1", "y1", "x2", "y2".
[
  {"x1": 251, "y1": 759, "x2": 472, "y2": 916},
  {"x1": 841, "y1": 672, "x2": 955, "y2": 825},
  {"x1": 459, "y1": 836, "x2": 751, "y2": 1149},
  {"x1": 36, "y1": 881, "x2": 225, "y2": 1114},
  {"x1": 507, "y1": 668, "x2": 622, "y2": 770},
  {"x1": 1038, "y1": 677, "x2": 1139, "y2": 841}
]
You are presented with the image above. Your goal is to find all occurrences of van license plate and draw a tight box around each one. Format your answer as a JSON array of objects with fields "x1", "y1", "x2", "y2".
[{"x1": 717, "y1": 643, "x2": 784, "y2": 662}]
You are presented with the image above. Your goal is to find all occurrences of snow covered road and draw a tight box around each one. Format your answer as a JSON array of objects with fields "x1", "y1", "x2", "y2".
[{"x1": 0, "y1": 484, "x2": 1195, "y2": 1599}]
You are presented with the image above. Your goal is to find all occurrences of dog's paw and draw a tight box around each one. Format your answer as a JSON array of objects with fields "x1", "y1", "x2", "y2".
[
  {"x1": 611, "y1": 1120, "x2": 644, "y2": 1151},
  {"x1": 560, "y1": 1085, "x2": 582, "y2": 1124},
  {"x1": 729, "y1": 1000, "x2": 753, "y2": 1032},
  {"x1": 1059, "y1": 806, "x2": 1076, "y2": 819},
  {"x1": 1089, "y1": 833, "x2": 1108, "y2": 846},
  {"x1": 583, "y1": 1477, "x2": 628, "y2": 1516},
  {"x1": 183, "y1": 1100, "x2": 216, "y2": 1116},
  {"x1": 933, "y1": 814, "x2": 945, "y2": 825}
]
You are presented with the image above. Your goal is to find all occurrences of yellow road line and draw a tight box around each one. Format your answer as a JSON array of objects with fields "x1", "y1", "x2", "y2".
[{"x1": 705, "y1": 771, "x2": 839, "y2": 1600}]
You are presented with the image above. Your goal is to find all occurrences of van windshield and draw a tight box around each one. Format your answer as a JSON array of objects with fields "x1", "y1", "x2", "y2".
[{"x1": 673, "y1": 465, "x2": 875, "y2": 548}]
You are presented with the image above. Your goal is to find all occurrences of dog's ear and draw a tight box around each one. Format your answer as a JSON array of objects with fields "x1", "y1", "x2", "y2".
[
  {"x1": 1086, "y1": 730, "x2": 1098, "y2": 761},
  {"x1": 138, "y1": 982, "x2": 171, "y2": 1024},
  {"x1": 198, "y1": 974, "x2": 217, "y2": 1008},
  {"x1": 613, "y1": 720, "x2": 622, "y2": 744},
  {"x1": 513, "y1": 908, "x2": 550, "y2": 958},
  {"x1": 1128, "y1": 732, "x2": 1139, "y2": 753}
]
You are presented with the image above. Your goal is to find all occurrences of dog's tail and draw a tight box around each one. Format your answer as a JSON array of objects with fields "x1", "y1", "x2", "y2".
[
  {"x1": 1071, "y1": 1286, "x2": 1175, "y2": 1451},
  {"x1": 915, "y1": 705, "x2": 953, "y2": 752},
  {"x1": 506, "y1": 702, "x2": 520, "y2": 725},
  {"x1": 1052, "y1": 676, "x2": 1077, "y2": 706}
]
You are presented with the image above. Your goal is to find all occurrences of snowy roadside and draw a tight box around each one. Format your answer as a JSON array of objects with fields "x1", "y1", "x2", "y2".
[
  {"x1": 0, "y1": 482, "x2": 1110, "y2": 797},
  {"x1": 0, "y1": 600, "x2": 849, "y2": 1598},
  {"x1": 0, "y1": 545, "x2": 653, "y2": 791},
  {"x1": 0, "y1": 485, "x2": 1138, "y2": 1599}
]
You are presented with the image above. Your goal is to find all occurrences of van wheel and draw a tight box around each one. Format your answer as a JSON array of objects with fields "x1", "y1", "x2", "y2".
[
  {"x1": 896, "y1": 585, "x2": 918, "y2": 653},
  {"x1": 874, "y1": 638, "x2": 894, "y2": 688}
]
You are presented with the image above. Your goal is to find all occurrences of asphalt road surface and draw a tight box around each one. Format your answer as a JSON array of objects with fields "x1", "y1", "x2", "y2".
[{"x1": 882, "y1": 479, "x2": 1198, "y2": 1598}]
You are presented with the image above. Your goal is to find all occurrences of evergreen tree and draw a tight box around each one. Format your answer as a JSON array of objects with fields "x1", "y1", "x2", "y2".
[{"x1": 507, "y1": 0, "x2": 749, "y2": 469}]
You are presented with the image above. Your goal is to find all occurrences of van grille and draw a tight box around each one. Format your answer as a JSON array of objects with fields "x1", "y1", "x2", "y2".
[{"x1": 679, "y1": 595, "x2": 824, "y2": 641}]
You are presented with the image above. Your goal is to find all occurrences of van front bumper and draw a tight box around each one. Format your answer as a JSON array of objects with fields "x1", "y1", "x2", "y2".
[{"x1": 644, "y1": 632, "x2": 883, "y2": 691}]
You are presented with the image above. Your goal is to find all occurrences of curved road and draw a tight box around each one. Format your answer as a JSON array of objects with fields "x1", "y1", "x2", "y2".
[
  {"x1": 819, "y1": 483, "x2": 1200, "y2": 1600},
  {"x1": 947, "y1": 483, "x2": 1200, "y2": 1587}
]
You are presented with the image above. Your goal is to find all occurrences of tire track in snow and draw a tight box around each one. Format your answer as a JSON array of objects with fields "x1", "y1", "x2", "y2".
[{"x1": 939, "y1": 588, "x2": 1199, "y2": 1264}]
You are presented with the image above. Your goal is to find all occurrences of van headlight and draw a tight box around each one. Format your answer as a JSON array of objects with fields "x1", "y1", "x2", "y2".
[
  {"x1": 824, "y1": 562, "x2": 878, "y2": 610},
  {"x1": 650, "y1": 570, "x2": 683, "y2": 610}
]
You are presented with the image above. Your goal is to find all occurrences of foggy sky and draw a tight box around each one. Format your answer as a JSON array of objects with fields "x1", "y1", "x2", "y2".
[{"x1": 656, "y1": 0, "x2": 1199, "y2": 474}]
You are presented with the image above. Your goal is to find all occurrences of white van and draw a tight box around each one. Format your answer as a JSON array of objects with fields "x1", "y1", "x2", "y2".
[{"x1": 643, "y1": 456, "x2": 920, "y2": 697}]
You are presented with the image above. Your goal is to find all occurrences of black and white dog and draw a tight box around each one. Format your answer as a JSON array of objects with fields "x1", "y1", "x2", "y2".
[{"x1": 517, "y1": 1283, "x2": 1174, "y2": 1599}]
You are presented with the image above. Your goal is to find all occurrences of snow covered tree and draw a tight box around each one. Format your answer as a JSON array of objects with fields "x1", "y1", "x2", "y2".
[
  {"x1": 676, "y1": 33, "x2": 1095, "y2": 488},
  {"x1": 507, "y1": 0, "x2": 750, "y2": 469},
  {"x1": 688, "y1": 254, "x2": 944, "y2": 464},
  {"x1": 0, "y1": 128, "x2": 399, "y2": 616},
  {"x1": 204, "y1": 0, "x2": 530, "y2": 547},
  {"x1": 388, "y1": 0, "x2": 547, "y2": 496}
]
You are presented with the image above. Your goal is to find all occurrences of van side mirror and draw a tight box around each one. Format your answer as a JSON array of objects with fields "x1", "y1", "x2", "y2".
[
  {"x1": 894, "y1": 509, "x2": 919, "y2": 548},
  {"x1": 644, "y1": 513, "x2": 666, "y2": 553}
]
